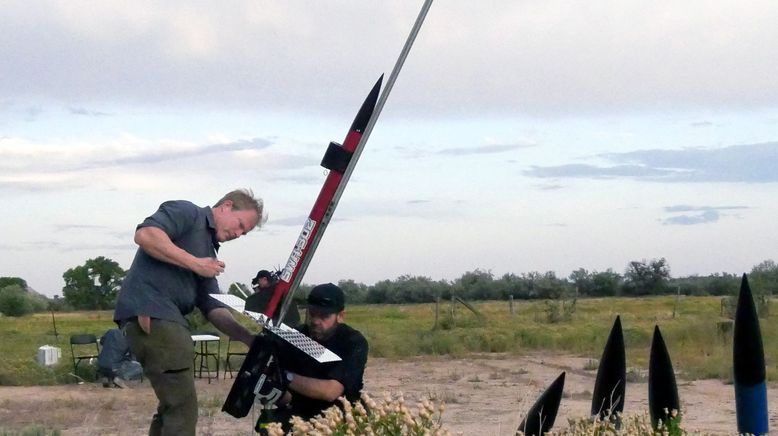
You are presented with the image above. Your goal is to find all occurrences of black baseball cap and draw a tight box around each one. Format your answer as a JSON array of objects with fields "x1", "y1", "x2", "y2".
[
  {"x1": 252, "y1": 270, "x2": 273, "y2": 285},
  {"x1": 307, "y1": 283, "x2": 345, "y2": 314}
]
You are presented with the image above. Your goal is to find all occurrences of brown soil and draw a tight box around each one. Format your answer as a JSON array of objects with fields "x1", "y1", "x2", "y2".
[{"x1": 0, "y1": 354, "x2": 773, "y2": 435}]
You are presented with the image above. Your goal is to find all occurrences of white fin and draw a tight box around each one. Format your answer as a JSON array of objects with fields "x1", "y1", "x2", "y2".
[{"x1": 210, "y1": 294, "x2": 341, "y2": 363}]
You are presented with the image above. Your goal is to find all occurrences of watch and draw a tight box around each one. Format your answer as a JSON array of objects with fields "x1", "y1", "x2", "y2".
[{"x1": 285, "y1": 371, "x2": 295, "y2": 384}]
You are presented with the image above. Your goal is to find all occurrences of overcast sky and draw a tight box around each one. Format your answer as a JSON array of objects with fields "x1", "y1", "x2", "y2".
[{"x1": 2, "y1": 1, "x2": 778, "y2": 297}]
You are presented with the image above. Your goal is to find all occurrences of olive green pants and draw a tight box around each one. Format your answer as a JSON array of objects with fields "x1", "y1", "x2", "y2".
[{"x1": 124, "y1": 319, "x2": 197, "y2": 436}]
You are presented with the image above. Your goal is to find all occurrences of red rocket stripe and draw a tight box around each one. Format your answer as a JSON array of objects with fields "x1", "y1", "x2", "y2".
[{"x1": 264, "y1": 77, "x2": 383, "y2": 319}]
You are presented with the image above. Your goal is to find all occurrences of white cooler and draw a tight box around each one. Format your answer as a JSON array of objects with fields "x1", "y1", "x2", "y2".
[{"x1": 37, "y1": 345, "x2": 61, "y2": 366}]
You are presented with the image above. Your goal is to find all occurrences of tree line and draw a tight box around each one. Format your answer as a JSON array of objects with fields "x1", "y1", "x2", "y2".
[
  {"x1": 1, "y1": 257, "x2": 776, "y2": 316},
  {"x1": 337, "y1": 258, "x2": 776, "y2": 304}
]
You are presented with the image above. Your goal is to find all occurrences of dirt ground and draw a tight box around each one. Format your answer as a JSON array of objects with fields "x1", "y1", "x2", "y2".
[{"x1": 0, "y1": 353, "x2": 775, "y2": 435}]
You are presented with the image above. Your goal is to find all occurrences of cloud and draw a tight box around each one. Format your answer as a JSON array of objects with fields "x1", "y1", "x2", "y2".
[
  {"x1": 53, "y1": 224, "x2": 132, "y2": 241},
  {"x1": 4, "y1": 3, "x2": 778, "y2": 116},
  {"x1": 12, "y1": 241, "x2": 135, "y2": 252},
  {"x1": 68, "y1": 107, "x2": 110, "y2": 117},
  {"x1": 438, "y1": 144, "x2": 533, "y2": 156},
  {"x1": 661, "y1": 205, "x2": 749, "y2": 226},
  {"x1": 24, "y1": 106, "x2": 43, "y2": 122},
  {"x1": 271, "y1": 173, "x2": 325, "y2": 185},
  {"x1": 662, "y1": 209, "x2": 720, "y2": 226},
  {"x1": 54, "y1": 224, "x2": 112, "y2": 231},
  {"x1": 525, "y1": 163, "x2": 675, "y2": 179},
  {"x1": 525, "y1": 142, "x2": 778, "y2": 183},
  {"x1": 664, "y1": 205, "x2": 748, "y2": 213},
  {"x1": 268, "y1": 216, "x2": 310, "y2": 227},
  {"x1": 0, "y1": 136, "x2": 273, "y2": 173},
  {"x1": 0, "y1": 176, "x2": 87, "y2": 192},
  {"x1": 83, "y1": 137, "x2": 273, "y2": 169},
  {"x1": 407, "y1": 199, "x2": 431, "y2": 204},
  {"x1": 0, "y1": 136, "x2": 282, "y2": 192},
  {"x1": 533, "y1": 183, "x2": 564, "y2": 191}
]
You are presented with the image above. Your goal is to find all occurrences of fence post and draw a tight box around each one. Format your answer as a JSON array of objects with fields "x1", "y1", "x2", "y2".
[
  {"x1": 672, "y1": 286, "x2": 681, "y2": 318},
  {"x1": 509, "y1": 295, "x2": 515, "y2": 315},
  {"x1": 433, "y1": 295, "x2": 440, "y2": 329}
]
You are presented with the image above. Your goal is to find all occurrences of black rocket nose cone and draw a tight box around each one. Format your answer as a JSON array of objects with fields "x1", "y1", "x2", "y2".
[
  {"x1": 518, "y1": 371, "x2": 566, "y2": 436},
  {"x1": 733, "y1": 273, "x2": 765, "y2": 384},
  {"x1": 350, "y1": 75, "x2": 383, "y2": 133}
]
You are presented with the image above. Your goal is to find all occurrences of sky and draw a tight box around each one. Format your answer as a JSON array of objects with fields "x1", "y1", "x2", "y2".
[{"x1": 2, "y1": 1, "x2": 778, "y2": 297}]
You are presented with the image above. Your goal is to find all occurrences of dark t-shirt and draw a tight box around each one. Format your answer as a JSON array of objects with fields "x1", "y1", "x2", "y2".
[
  {"x1": 244, "y1": 289, "x2": 273, "y2": 313},
  {"x1": 113, "y1": 200, "x2": 227, "y2": 327},
  {"x1": 280, "y1": 323, "x2": 368, "y2": 420},
  {"x1": 245, "y1": 287, "x2": 301, "y2": 328}
]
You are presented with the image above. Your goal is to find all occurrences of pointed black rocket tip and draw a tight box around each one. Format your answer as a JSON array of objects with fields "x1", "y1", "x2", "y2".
[
  {"x1": 517, "y1": 372, "x2": 566, "y2": 436},
  {"x1": 737, "y1": 273, "x2": 753, "y2": 315},
  {"x1": 349, "y1": 75, "x2": 383, "y2": 133},
  {"x1": 734, "y1": 273, "x2": 765, "y2": 385},
  {"x1": 591, "y1": 315, "x2": 626, "y2": 417},
  {"x1": 649, "y1": 325, "x2": 680, "y2": 428}
]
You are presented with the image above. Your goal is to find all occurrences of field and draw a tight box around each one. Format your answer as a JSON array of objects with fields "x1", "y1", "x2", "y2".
[{"x1": 0, "y1": 296, "x2": 776, "y2": 434}]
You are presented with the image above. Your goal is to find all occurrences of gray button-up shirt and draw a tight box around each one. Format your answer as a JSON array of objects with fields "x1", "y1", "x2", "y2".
[{"x1": 114, "y1": 200, "x2": 227, "y2": 327}]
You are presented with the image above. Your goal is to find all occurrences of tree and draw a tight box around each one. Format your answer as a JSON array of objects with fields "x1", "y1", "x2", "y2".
[
  {"x1": 569, "y1": 268, "x2": 593, "y2": 296},
  {"x1": 228, "y1": 282, "x2": 251, "y2": 298},
  {"x1": 366, "y1": 279, "x2": 393, "y2": 304},
  {"x1": 453, "y1": 269, "x2": 496, "y2": 300},
  {"x1": 516, "y1": 271, "x2": 569, "y2": 300},
  {"x1": 0, "y1": 277, "x2": 27, "y2": 290},
  {"x1": 0, "y1": 277, "x2": 48, "y2": 316},
  {"x1": 48, "y1": 294, "x2": 73, "y2": 312},
  {"x1": 338, "y1": 279, "x2": 369, "y2": 304},
  {"x1": 750, "y1": 260, "x2": 778, "y2": 296},
  {"x1": 0, "y1": 284, "x2": 33, "y2": 316},
  {"x1": 495, "y1": 273, "x2": 531, "y2": 299},
  {"x1": 622, "y1": 258, "x2": 671, "y2": 296},
  {"x1": 62, "y1": 256, "x2": 126, "y2": 310},
  {"x1": 590, "y1": 269, "x2": 622, "y2": 297}
]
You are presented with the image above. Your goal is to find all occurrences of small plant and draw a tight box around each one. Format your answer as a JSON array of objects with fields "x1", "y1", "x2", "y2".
[
  {"x1": 722, "y1": 293, "x2": 770, "y2": 319},
  {"x1": 583, "y1": 358, "x2": 599, "y2": 370},
  {"x1": 524, "y1": 410, "x2": 687, "y2": 436},
  {"x1": 263, "y1": 392, "x2": 450, "y2": 436},
  {"x1": 544, "y1": 298, "x2": 577, "y2": 323},
  {"x1": 0, "y1": 427, "x2": 62, "y2": 436},
  {"x1": 655, "y1": 408, "x2": 684, "y2": 436},
  {"x1": 626, "y1": 368, "x2": 648, "y2": 383}
]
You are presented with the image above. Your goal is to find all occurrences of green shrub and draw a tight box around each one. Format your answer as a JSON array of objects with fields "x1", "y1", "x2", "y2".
[
  {"x1": 0, "y1": 285, "x2": 34, "y2": 317},
  {"x1": 0, "y1": 427, "x2": 61, "y2": 436},
  {"x1": 544, "y1": 298, "x2": 577, "y2": 323}
]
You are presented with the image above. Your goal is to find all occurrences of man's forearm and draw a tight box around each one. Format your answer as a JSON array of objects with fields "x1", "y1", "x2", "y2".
[
  {"x1": 135, "y1": 227, "x2": 196, "y2": 270},
  {"x1": 135, "y1": 227, "x2": 224, "y2": 277},
  {"x1": 287, "y1": 373, "x2": 344, "y2": 402},
  {"x1": 207, "y1": 307, "x2": 255, "y2": 346}
]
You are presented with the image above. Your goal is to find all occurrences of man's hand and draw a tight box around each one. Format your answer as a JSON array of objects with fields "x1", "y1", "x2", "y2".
[
  {"x1": 191, "y1": 257, "x2": 225, "y2": 277},
  {"x1": 256, "y1": 372, "x2": 286, "y2": 406}
]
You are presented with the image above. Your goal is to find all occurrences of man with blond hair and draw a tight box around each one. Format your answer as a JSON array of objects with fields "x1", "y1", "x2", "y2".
[{"x1": 114, "y1": 189, "x2": 264, "y2": 436}]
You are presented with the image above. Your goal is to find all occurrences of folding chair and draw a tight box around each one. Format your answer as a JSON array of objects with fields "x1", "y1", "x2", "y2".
[
  {"x1": 223, "y1": 337, "x2": 248, "y2": 379},
  {"x1": 70, "y1": 334, "x2": 100, "y2": 373}
]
